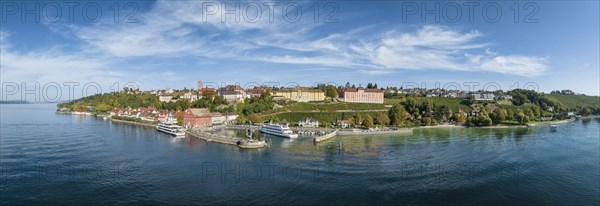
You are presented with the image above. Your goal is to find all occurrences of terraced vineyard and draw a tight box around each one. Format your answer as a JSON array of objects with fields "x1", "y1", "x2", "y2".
[{"x1": 546, "y1": 94, "x2": 600, "y2": 110}]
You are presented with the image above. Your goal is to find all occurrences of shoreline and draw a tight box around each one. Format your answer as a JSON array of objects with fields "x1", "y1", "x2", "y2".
[
  {"x1": 110, "y1": 118, "x2": 157, "y2": 128},
  {"x1": 338, "y1": 128, "x2": 413, "y2": 136},
  {"x1": 528, "y1": 118, "x2": 577, "y2": 126}
]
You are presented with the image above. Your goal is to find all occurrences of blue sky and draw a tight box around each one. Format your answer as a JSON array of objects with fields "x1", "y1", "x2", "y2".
[{"x1": 1, "y1": 0, "x2": 598, "y2": 101}]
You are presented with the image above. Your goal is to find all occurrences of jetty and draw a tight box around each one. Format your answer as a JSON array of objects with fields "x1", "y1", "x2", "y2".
[
  {"x1": 187, "y1": 128, "x2": 267, "y2": 149},
  {"x1": 313, "y1": 129, "x2": 339, "y2": 143},
  {"x1": 237, "y1": 139, "x2": 268, "y2": 149},
  {"x1": 186, "y1": 128, "x2": 239, "y2": 145}
]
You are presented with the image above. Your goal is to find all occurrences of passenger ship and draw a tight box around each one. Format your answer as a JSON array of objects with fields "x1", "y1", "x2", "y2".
[
  {"x1": 259, "y1": 122, "x2": 298, "y2": 138},
  {"x1": 157, "y1": 114, "x2": 186, "y2": 136}
]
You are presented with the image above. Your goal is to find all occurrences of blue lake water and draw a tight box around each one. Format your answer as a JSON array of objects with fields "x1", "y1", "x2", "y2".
[{"x1": 1, "y1": 104, "x2": 599, "y2": 205}]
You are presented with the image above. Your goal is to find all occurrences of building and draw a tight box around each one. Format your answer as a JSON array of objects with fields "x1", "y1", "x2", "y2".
[
  {"x1": 183, "y1": 108, "x2": 212, "y2": 128},
  {"x1": 159, "y1": 95, "x2": 174, "y2": 102},
  {"x1": 272, "y1": 87, "x2": 325, "y2": 102},
  {"x1": 210, "y1": 112, "x2": 239, "y2": 125},
  {"x1": 298, "y1": 117, "x2": 319, "y2": 127},
  {"x1": 341, "y1": 88, "x2": 384, "y2": 103},
  {"x1": 197, "y1": 80, "x2": 216, "y2": 94},
  {"x1": 472, "y1": 93, "x2": 495, "y2": 101},
  {"x1": 221, "y1": 91, "x2": 245, "y2": 103},
  {"x1": 246, "y1": 86, "x2": 271, "y2": 97},
  {"x1": 181, "y1": 92, "x2": 199, "y2": 101},
  {"x1": 211, "y1": 113, "x2": 226, "y2": 125},
  {"x1": 218, "y1": 85, "x2": 246, "y2": 103},
  {"x1": 337, "y1": 120, "x2": 351, "y2": 128}
]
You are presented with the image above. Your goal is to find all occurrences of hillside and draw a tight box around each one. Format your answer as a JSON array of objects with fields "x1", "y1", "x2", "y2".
[
  {"x1": 545, "y1": 94, "x2": 600, "y2": 110},
  {"x1": 57, "y1": 93, "x2": 160, "y2": 111}
]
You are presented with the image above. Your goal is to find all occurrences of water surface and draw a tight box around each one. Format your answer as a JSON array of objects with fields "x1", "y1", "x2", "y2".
[{"x1": 1, "y1": 104, "x2": 598, "y2": 205}]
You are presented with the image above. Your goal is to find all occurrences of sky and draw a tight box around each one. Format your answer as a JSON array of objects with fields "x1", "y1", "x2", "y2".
[{"x1": 0, "y1": 0, "x2": 599, "y2": 102}]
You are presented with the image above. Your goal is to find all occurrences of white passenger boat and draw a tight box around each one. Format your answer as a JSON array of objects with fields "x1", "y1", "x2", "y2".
[
  {"x1": 259, "y1": 122, "x2": 298, "y2": 138},
  {"x1": 157, "y1": 113, "x2": 186, "y2": 136}
]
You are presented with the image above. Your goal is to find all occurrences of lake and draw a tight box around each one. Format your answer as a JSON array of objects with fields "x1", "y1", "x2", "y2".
[{"x1": 1, "y1": 104, "x2": 598, "y2": 205}]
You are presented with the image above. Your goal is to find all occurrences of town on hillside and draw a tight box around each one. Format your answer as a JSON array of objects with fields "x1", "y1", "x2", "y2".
[{"x1": 57, "y1": 80, "x2": 600, "y2": 129}]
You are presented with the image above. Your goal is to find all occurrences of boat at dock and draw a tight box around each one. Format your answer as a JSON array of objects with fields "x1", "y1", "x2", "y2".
[
  {"x1": 259, "y1": 122, "x2": 298, "y2": 138},
  {"x1": 156, "y1": 113, "x2": 186, "y2": 137}
]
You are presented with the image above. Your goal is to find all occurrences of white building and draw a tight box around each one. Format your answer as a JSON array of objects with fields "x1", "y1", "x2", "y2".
[
  {"x1": 337, "y1": 120, "x2": 350, "y2": 128},
  {"x1": 299, "y1": 117, "x2": 319, "y2": 127},
  {"x1": 181, "y1": 92, "x2": 199, "y2": 101},
  {"x1": 159, "y1": 95, "x2": 174, "y2": 102},
  {"x1": 472, "y1": 93, "x2": 495, "y2": 101}
]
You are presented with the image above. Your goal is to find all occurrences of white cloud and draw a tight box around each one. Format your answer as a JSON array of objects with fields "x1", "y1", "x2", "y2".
[
  {"x1": 1, "y1": 0, "x2": 550, "y2": 92},
  {"x1": 480, "y1": 56, "x2": 547, "y2": 76}
]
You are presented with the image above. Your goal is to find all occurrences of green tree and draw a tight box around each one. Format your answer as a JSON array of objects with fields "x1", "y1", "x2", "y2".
[
  {"x1": 516, "y1": 112, "x2": 529, "y2": 125},
  {"x1": 236, "y1": 115, "x2": 247, "y2": 124},
  {"x1": 388, "y1": 104, "x2": 407, "y2": 126},
  {"x1": 525, "y1": 109, "x2": 535, "y2": 120},
  {"x1": 456, "y1": 113, "x2": 466, "y2": 123},
  {"x1": 506, "y1": 108, "x2": 514, "y2": 121},
  {"x1": 248, "y1": 114, "x2": 263, "y2": 124},
  {"x1": 325, "y1": 86, "x2": 338, "y2": 98},
  {"x1": 353, "y1": 113, "x2": 362, "y2": 125},
  {"x1": 490, "y1": 109, "x2": 506, "y2": 125},
  {"x1": 364, "y1": 114, "x2": 374, "y2": 128},
  {"x1": 580, "y1": 107, "x2": 592, "y2": 116},
  {"x1": 95, "y1": 103, "x2": 112, "y2": 113},
  {"x1": 374, "y1": 112, "x2": 390, "y2": 126}
]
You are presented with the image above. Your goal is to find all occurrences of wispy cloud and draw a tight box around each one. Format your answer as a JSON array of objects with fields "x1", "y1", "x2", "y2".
[{"x1": 1, "y1": 0, "x2": 549, "y2": 90}]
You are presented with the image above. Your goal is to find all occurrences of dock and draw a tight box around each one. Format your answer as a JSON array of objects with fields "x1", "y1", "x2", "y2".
[
  {"x1": 186, "y1": 129, "x2": 239, "y2": 145},
  {"x1": 187, "y1": 128, "x2": 267, "y2": 149},
  {"x1": 313, "y1": 129, "x2": 339, "y2": 143},
  {"x1": 237, "y1": 139, "x2": 268, "y2": 149}
]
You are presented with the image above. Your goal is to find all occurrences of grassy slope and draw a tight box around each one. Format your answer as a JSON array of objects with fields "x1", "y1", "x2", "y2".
[{"x1": 545, "y1": 94, "x2": 600, "y2": 110}]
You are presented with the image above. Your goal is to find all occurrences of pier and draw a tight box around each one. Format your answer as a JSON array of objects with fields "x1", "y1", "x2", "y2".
[
  {"x1": 186, "y1": 128, "x2": 267, "y2": 149},
  {"x1": 313, "y1": 129, "x2": 339, "y2": 143}
]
